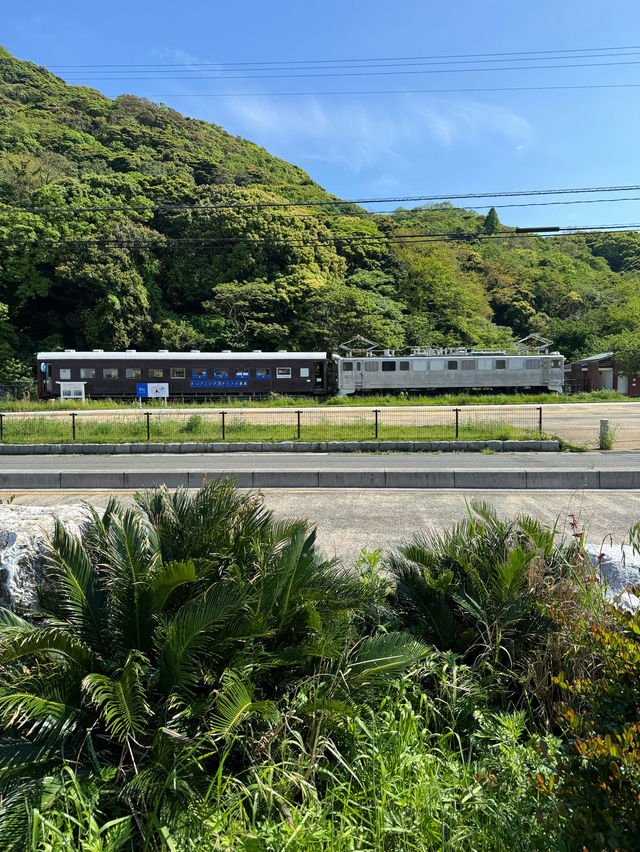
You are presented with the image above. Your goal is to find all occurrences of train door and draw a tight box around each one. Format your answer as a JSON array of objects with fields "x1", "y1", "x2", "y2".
[
  {"x1": 354, "y1": 360, "x2": 364, "y2": 392},
  {"x1": 541, "y1": 359, "x2": 550, "y2": 386}
]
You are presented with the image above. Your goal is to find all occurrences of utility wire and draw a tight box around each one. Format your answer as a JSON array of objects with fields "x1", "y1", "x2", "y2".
[
  {"x1": 5, "y1": 184, "x2": 640, "y2": 214},
  {"x1": 52, "y1": 58, "x2": 640, "y2": 81},
  {"x1": 132, "y1": 82, "x2": 640, "y2": 98},
  {"x1": 29, "y1": 43, "x2": 640, "y2": 68}
]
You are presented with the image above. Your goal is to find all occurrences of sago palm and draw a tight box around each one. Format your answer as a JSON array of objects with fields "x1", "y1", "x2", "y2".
[{"x1": 0, "y1": 481, "x2": 422, "y2": 849}]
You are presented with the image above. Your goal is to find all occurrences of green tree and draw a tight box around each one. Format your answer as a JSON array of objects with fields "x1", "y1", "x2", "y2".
[{"x1": 482, "y1": 207, "x2": 501, "y2": 234}]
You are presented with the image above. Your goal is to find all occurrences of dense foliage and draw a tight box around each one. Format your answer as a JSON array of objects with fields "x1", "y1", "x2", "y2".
[
  {"x1": 1, "y1": 484, "x2": 639, "y2": 850},
  {"x1": 3, "y1": 47, "x2": 640, "y2": 382}
]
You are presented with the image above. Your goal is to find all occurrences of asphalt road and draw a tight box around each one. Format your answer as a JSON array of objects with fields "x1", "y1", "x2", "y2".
[
  {"x1": 4, "y1": 488, "x2": 637, "y2": 566},
  {"x1": 2, "y1": 450, "x2": 638, "y2": 472}
]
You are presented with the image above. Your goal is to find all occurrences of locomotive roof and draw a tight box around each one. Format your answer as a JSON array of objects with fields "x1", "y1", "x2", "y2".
[{"x1": 37, "y1": 350, "x2": 326, "y2": 361}]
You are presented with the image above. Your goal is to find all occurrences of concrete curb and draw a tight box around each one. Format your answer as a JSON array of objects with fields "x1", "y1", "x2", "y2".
[
  {"x1": 0, "y1": 467, "x2": 636, "y2": 490},
  {"x1": 0, "y1": 439, "x2": 559, "y2": 455}
]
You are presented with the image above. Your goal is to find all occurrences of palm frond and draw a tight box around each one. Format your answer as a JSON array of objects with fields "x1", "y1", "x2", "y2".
[
  {"x1": 105, "y1": 510, "x2": 160, "y2": 653},
  {"x1": 82, "y1": 651, "x2": 151, "y2": 742},
  {"x1": 210, "y1": 670, "x2": 278, "y2": 737},
  {"x1": 158, "y1": 583, "x2": 245, "y2": 695},
  {"x1": 148, "y1": 559, "x2": 197, "y2": 612},
  {"x1": 0, "y1": 624, "x2": 94, "y2": 669},
  {"x1": 47, "y1": 520, "x2": 108, "y2": 654},
  {"x1": 342, "y1": 633, "x2": 425, "y2": 689}
]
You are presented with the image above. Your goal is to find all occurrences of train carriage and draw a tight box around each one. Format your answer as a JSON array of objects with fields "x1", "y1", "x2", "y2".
[
  {"x1": 37, "y1": 349, "x2": 329, "y2": 400},
  {"x1": 332, "y1": 349, "x2": 564, "y2": 395}
]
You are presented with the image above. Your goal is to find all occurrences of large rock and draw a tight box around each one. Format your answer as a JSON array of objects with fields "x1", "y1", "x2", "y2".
[
  {"x1": 0, "y1": 505, "x2": 88, "y2": 613},
  {"x1": 586, "y1": 543, "x2": 640, "y2": 612}
]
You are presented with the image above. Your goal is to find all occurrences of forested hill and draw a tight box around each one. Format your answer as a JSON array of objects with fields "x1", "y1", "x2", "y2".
[{"x1": 2, "y1": 46, "x2": 640, "y2": 382}]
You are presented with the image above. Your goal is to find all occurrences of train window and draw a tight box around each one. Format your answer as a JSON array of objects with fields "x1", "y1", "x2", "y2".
[
  {"x1": 551, "y1": 359, "x2": 562, "y2": 368},
  {"x1": 126, "y1": 367, "x2": 142, "y2": 379},
  {"x1": 399, "y1": 361, "x2": 410, "y2": 371},
  {"x1": 525, "y1": 359, "x2": 541, "y2": 369},
  {"x1": 461, "y1": 360, "x2": 475, "y2": 370},
  {"x1": 342, "y1": 362, "x2": 354, "y2": 371},
  {"x1": 495, "y1": 360, "x2": 506, "y2": 370},
  {"x1": 381, "y1": 361, "x2": 396, "y2": 372},
  {"x1": 236, "y1": 367, "x2": 249, "y2": 378},
  {"x1": 364, "y1": 361, "x2": 379, "y2": 372},
  {"x1": 276, "y1": 367, "x2": 292, "y2": 379},
  {"x1": 256, "y1": 368, "x2": 270, "y2": 379},
  {"x1": 80, "y1": 368, "x2": 95, "y2": 379},
  {"x1": 150, "y1": 368, "x2": 164, "y2": 378},
  {"x1": 300, "y1": 367, "x2": 310, "y2": 377},
  {"x1": 213, "y1": 368, "x2": 228, "y2": 378},
  {"x1": 103, "y1": 368, "x2": 118, "y2": 379},
  {"x1": 171, "y1": 368, "x2": 185, "y2": 379},
  {"x1": 447, "y1": 361, "x2": 458, "y2": 370},
  {"x1": 59, "y1": 368, "x2": 71, "y2": 380},
  {"x1": 192, "y1": 368, "x2": 207, "y2": 378}
]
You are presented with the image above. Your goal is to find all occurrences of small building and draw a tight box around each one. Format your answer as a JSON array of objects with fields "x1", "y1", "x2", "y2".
[{"x1": 566, "y1": 352, "x2": 640, "y2": 396}]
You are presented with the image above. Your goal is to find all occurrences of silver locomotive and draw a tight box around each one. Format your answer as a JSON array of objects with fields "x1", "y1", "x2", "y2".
[{"x1": 332, "y1": 336, "x2": 564, "y2": 396}]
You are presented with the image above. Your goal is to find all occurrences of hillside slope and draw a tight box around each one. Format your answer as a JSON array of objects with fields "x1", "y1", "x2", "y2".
[{"x1": 1, "y1": 47, "x2": 640, "y2": 380}]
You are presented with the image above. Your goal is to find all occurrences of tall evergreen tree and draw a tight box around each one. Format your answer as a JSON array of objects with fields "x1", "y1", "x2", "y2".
[{"x1": 483, "y1": 207, "x2": 501, "y2": 234}]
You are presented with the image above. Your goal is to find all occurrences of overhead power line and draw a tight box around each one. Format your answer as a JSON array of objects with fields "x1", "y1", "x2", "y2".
[
  {"x1": 133, "y1": 82, "x2": 640, "y2": 98},
  {"x1": 52, "y1": 58, "x2": 640, "y2": 82},
  {"x1": 27, "y1": 43, "x2": 640, "y2": 68},
  {"x1": 5, "y1": 184, "x2": 640, "y2": 215}
]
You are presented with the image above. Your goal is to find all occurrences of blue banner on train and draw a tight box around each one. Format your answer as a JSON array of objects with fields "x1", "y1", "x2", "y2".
[{"x1": 189, "y1": 380, "x2": 249, "y2": 388}]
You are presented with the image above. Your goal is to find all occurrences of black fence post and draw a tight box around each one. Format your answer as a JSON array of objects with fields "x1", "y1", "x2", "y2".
[
  {"x1": 70, "y1": 412, "x2": 76, "y2": 442},
  {"x1": 538, "y1": 406, "x2": 543, "y2": 435},
  {"x1": 455, "y1": 408, "x2": 460, "y2": 439},
  {"x1": 145, "y1": 411, "x2": 150, "y2": 441},
  {"x1": 296, "y1": 410, "x2": 301, "y2": 440},
  {"x1": 374, "y1": 409, "x2": 379, "y2": 439},
  {"x1": 221, "y1": 411, "x2": 226, "y2": 441},
  {"x1": 0, "y1": 413, "x2": 3, "y2": 442}
]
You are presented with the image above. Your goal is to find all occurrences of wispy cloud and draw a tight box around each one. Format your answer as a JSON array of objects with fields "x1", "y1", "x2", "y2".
[{"x1": 220, "y1": 93, "x2": 532, "y2": 173}]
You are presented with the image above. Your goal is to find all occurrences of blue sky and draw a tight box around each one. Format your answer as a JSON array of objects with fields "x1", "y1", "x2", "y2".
[{"x1": 4, "y1": 0, "x2": 640, "y2": 227}]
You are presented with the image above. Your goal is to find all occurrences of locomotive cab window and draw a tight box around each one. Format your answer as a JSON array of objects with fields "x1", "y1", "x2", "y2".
[
  {"x1": 213, "y1": 368, "x2": 228, "y2": 378},
  {"x1": 381, "y1": 361, "x2": 396, "y2": 372},
  {"x1": 399, "y1": 361, "x2": 410, "y2": 371},
  {"x1": 236, "y1": 367, "x2": 249, "y2": 378},
  {"x1": 299, "y1": 367, "x2": 310, "y2": 377},
  {"x1": 192, "y1": 368, "x2": 207, "y2": 378},
  {"x1": 103, "y1": 368, "x2": 118, "y2": 379},
  {"x1": 495, "y1": 360, "x2": 506, "y2": 370},
  {"x1": 170, "y1": 368, "x2": 185, "y2": 379},
  {"x1": 150, "y1": 368, "x2": 164, "y2": 378},
  {"x1": 80, "y1": 368, "x2": 95, "y2": 379},
  {"x1": 551, "y1": 359, "x2": 562, "y2": 368},
  {"x1": 276, "y1": 367, "x2": 291, "y2": 379},
  {"x1": 256, "y1": 368, "x2": 270, "y2": 379},
  {"x1": 126, "y1": 367, "x2": 142, "y2": 379},
  {"x1": 342, "y1": 361, "x2": 353, "y2": 371},
  {"x1": 59, "y1": 368, "x2": 71, "y2": 380},
  {"x1": 447, "y1": 361, "x2": 458, "y2": 370}
]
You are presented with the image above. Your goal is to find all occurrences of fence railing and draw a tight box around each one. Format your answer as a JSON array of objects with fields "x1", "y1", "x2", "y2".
[{"x1": 0, "y1": 407, "x2": 544, "y2": 445}]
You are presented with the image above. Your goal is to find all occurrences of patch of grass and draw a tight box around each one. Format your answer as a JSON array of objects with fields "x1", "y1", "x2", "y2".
[{"x1": 0, "y1": 388, "x2": 629, "y2": 412}]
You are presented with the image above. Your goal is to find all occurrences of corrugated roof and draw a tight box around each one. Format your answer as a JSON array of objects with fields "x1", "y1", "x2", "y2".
[{"x1": 572, "y1": 352, "x2": 614, "y2": 365}]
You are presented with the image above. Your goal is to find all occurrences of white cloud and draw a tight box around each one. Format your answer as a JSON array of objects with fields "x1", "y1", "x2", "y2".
[{"x1": 219, "y1": 93, "x2": 532, "y2": 173}]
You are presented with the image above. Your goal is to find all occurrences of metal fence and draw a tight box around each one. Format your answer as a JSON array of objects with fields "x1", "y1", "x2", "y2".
[{"x1": 0, "y1": 406, "x2": 544, "y2": 445}]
